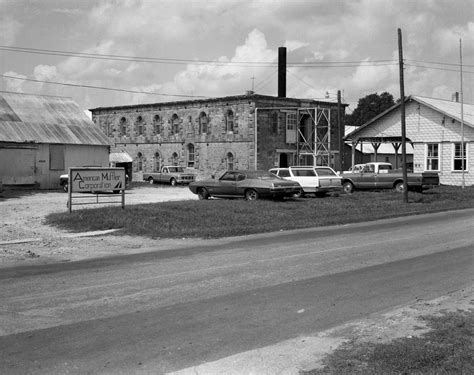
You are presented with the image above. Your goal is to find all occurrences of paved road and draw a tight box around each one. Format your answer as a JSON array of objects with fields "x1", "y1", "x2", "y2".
[{"x1": 1, "y1": 209, "x2": 473, "y2": 374}]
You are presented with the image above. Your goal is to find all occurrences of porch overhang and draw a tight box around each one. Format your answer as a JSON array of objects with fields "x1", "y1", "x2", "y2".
[{"x1": 344, "y1": 135, "x2": 412, "y2": 145}]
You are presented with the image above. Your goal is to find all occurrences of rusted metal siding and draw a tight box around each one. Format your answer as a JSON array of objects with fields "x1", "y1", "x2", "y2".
[{"x1": 0, "y1": 92, "x2": 110, "y2": 145}]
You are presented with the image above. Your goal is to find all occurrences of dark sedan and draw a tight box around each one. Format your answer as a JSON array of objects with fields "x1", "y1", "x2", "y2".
[{"x1": 189, "y1": 170, "x2": 302, "y2": 200}]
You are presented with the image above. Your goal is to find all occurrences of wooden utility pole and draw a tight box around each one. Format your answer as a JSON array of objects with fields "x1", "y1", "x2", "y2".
[
  {"x1": 459, "y1": 38, "x2": 465, "y2": 189},
  {"x1": 337, "y1": 90, "x2": 344, "y2": 172},
  {"x1": 398, "y1": 28, "x2": 408, "y2": 203}
]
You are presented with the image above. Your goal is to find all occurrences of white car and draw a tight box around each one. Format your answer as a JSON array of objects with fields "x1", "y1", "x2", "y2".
[{"x1": 269, "y1": 166, "x2": 342, "y2": 197}]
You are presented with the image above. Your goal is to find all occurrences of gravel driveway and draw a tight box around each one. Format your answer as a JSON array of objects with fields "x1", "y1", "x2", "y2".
[{"x1": 0, "y1": 185, "x2": 197, "y2": 266}]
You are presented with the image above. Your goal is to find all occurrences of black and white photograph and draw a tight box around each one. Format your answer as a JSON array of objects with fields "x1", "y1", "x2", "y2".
[{"x1": 1, "y1": 0, "x2": 473, "y2": 374}]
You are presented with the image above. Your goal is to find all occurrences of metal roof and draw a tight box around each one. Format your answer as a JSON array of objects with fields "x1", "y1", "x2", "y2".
[
  {"x1": 0, "y1": 91, "x2": 110, "y2": 146},
  {"x1": 345, "y1": 95, "x2": 473, "y2": 142},
  {"x1": 413, "y1": 96, "x2": 474, "y2": 127},
  {"x1": 110, "y1": 152, "x2": 133, "y2": 163}
]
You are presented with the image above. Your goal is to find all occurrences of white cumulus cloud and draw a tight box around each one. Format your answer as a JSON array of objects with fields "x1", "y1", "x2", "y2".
[{"x1": 33, "y1": 65, "x2": 58, "y2": 81}]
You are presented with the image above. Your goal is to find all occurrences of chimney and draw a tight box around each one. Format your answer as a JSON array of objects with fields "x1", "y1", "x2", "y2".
[
  {"x1": 452, "y1": 92, "x2": 459, "y2": 102},
  {"x1": 278, "y1": 47, "x2": 286, "y2": 98}
]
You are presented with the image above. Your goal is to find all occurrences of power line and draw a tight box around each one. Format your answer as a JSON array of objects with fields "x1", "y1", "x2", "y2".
[
  {"x1": 253, "y1": 70, "x2": 278, "y2": 92},
  {"x1": 0, "y1": 46, "x2": 275, "y2": 67},
  {"x1": 2, "y1": 45, "x2": 471, "y2": 73},
  {"x1": 0, "y1": 74, "x2": 210, "y2": 99},
  {"x1": 290, "y1": 61, "x2": 398, "y2": 67},
  {"x1": 0, "y1": 45, "x2": 399, "y2": 68},
  {"x1": 405, "y1": 59, "x2": 474, "y2": 68},
  {"x1": 405, "y1": 63, "x2": 474, "y2": 74},
  {"x1": 3, "y1": 47, "x2": 472, "y2": 99},
  {"x1": 286, "y1": 69, "x2": 320, "y2": 93}
]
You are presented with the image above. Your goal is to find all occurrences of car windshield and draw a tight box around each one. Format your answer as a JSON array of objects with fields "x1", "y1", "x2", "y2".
[
  {"x1": 168, "y1": 167, "x2": 184, "y2": 173},
  {"x1": 314, "y1": 167, "x2": 338, "y2": 176}
]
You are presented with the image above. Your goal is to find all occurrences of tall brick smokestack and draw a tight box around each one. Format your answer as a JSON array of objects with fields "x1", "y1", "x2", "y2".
[{"x1": 278, "y1": 47, "x2": 286, "y2": 98}]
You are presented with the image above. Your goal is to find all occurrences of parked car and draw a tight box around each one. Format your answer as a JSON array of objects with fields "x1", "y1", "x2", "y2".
[
  {"x1": 269, "y1": 166, "x2": 342, "y2": 197},
  {"x1": 143, "y1": 166, "x2": 196, "y2": 186},
  {"x1": 340, "y1": 162, "x2": 439, "y2": 193},
  {"x1": 188, "y1": 170, "x2": 302, "y2": 200}
]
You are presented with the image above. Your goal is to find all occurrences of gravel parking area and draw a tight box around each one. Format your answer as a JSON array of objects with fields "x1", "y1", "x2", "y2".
[{"x1": 0, "y1": 185, "x2": 197, "y2": 266}]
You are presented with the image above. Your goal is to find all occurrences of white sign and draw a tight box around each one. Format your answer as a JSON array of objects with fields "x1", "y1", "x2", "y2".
[{"x1": 70, "y1": 168, "x2": 126, "y2": 193}]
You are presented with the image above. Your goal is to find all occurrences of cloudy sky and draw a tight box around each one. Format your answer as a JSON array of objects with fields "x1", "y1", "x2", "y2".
[{"x1": 0, "y1": 0, "x2": 472, "y2": 113}]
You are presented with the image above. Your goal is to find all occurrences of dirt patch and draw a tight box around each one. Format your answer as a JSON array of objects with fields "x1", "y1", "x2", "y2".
[{"x1": 0, "y1": 185, "x2": 198, "y2": 266}]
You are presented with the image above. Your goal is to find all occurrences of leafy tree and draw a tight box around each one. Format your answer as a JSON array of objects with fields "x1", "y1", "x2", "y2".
[{"x1": 346, "y1": 92, "x2": 396, "y2": 127}]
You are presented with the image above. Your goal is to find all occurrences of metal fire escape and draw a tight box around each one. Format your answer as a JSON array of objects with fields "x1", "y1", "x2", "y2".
[{"x1": 296, "y1": 107, "x2": 331, "y2": 167}]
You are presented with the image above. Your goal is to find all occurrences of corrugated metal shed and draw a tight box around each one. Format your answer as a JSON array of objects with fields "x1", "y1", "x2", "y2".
[{"x1": 0, "y1": 91, "x2": 110, "y2": 145}]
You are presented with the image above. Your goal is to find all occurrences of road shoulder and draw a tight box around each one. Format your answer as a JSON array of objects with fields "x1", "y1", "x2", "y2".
[{"x1": 169, "y1": 284, "x2": 473, "y2": 375}]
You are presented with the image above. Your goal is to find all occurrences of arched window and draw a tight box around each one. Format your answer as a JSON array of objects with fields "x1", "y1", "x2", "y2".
[
  {"x1": 272, "y1": 112, "x2": 278, "y2": 134},
  {"x1": 226, "y1": 110, "x2": 234, "y2": 132},
  {"x1": 136, "y1": 116, "x2": 144, "y2": 136},
  {"x1": 187, "y1": 143, "x2": 195, "y2": 168},
  {"x1": 171, "y1": 152, "x2": 179, "y2": 166},
  {"x1": 153, "y1": 115, "x2": 161, "y2": 134},
  {"x1": 171, "y1": 114, "x2": 180, "y2": 135},
  {"x1": 199, "y1": 112, "x2": 208, "y2": 134},
  {"x1": 120, "y1": 117, "x2": 127, "y2": 136},
  {"x1": 154, "y1": 152, "x2": 161, "y2": 172},
  {"x1": 136, "y1": 152, "x2": 144, "y2": 172},
  {"x1": 226, "y1": 152, "x2": 234, "y2": 170}
]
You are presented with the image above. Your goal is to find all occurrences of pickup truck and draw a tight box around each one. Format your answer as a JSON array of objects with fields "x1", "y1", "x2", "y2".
[
  {"x1": 341, "y1": 162, "x2": 439, "y2": 193},
  {"x1": 143, "y1": 166, "x2": 196, "y2": 186}
]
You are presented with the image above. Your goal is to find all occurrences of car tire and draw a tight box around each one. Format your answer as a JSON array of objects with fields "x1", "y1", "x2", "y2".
[
  {"x1": 342, "y1": 181, "x2": 354, "y2": 194},
  {"x1": 170, "y1": 178, "x2": 177, "y2": 187},
  {"x1": 62, "y1": 182, "x2": 68, "y2": 193},
  {"x1": 197, "y1": 188, "x2": 209, "y2": 200},
  {"x1": 245, "y1": 189, "x2": 259, "y2": 201},
  {"x1": 394, "y1": 181, "x2": 404, "y2": 193},
  {"x1": 148, "y1": 177, "x2": 155, "y2": 184},
  {"x1": 294, "y1": 188, "x2": 305, "y2": 198}
]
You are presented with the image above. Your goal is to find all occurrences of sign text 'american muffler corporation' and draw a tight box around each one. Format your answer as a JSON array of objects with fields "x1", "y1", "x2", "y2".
[{"x1": 70, "y1": 168, "x2": 126, "y2": 193}]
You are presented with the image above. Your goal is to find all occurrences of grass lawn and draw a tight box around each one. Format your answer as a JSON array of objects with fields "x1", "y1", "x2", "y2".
[{"x1": 45, "y1": 185, "x2": 474, "y2": 239}]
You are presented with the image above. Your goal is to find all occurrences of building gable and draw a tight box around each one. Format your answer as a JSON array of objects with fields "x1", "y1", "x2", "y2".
[
  {"x1": 346, "y1": 96, "x2": 474, "y2": 143},
  {"x1": 0, "y1": 91, "x2": 110, "y2": 146}
]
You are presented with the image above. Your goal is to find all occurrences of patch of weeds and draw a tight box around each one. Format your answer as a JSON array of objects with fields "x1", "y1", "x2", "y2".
[
  {"x1": 303, "y1": 310, "x2": 474, "y2": 375},
  {"x1": 25, "y1": 250, "x2": 40, "y2": 258}
]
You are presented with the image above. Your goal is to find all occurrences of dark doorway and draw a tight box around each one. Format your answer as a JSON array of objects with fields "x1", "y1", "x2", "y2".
[{"x1": 279, "y1": 153, "x2": 289, "y2": 167}]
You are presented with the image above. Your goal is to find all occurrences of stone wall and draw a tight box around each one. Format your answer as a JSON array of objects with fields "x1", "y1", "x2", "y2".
[
  {"x1": 93, "y1": 97, "x2": 256, "y2": 180},
  {"x1": 92, "y1": 95, "x2": 344, "y2": 179}
]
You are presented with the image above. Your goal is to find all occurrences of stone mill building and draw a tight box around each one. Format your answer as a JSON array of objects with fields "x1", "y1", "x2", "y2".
[{"x1": 90, "y1": 92, "x2": 346, "y2": 180}]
